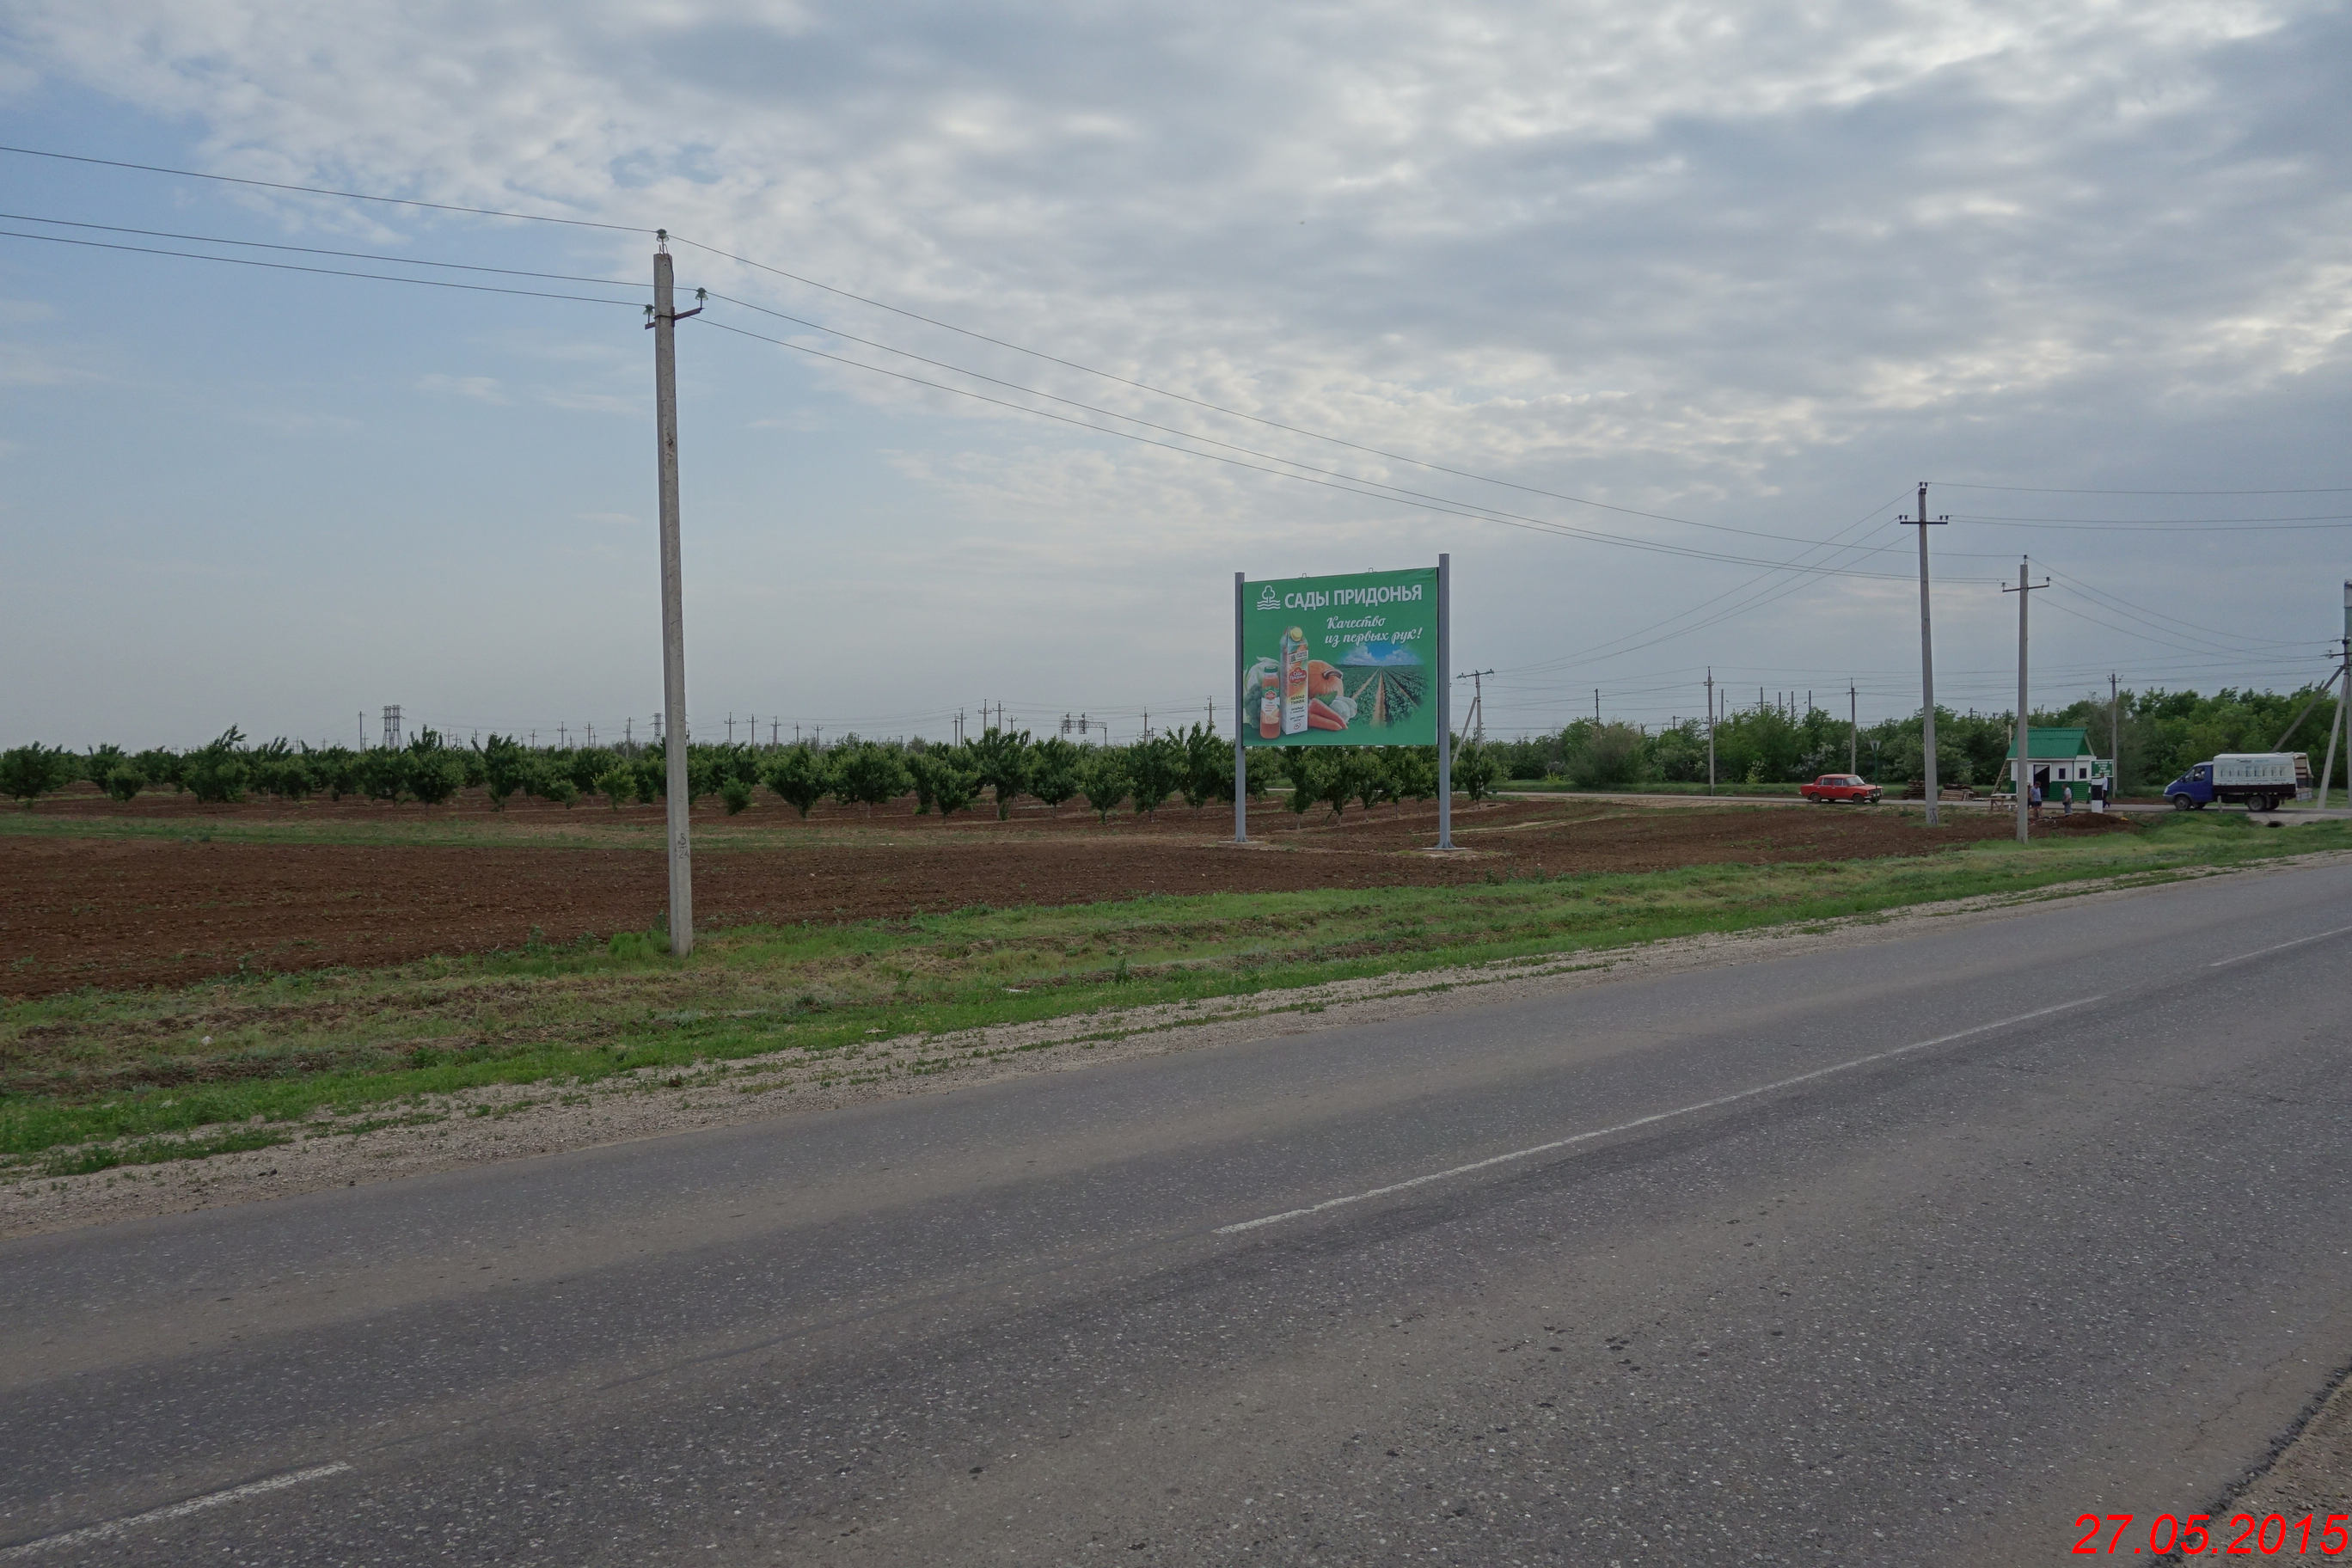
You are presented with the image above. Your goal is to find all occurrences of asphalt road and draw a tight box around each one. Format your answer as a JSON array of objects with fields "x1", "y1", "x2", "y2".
[{"x1": 6, "y1": 863, "x2": 2352, "y2": 1565}]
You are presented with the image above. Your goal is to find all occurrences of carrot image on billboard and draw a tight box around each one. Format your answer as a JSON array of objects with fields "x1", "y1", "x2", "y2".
[{"x1": 1240, "y1": 567, "x2": 1439, "y2": 748}]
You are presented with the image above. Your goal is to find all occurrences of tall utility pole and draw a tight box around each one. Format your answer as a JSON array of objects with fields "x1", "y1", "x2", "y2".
[
  {"x1": 1848, "y1": 681, "x2": 1858, "y2": 774},
  {"x1": 650, "y1": 233, "x2": 701, "y2": 959},
  {"x1": 2109, "y1": 673, "x2": 2122, "y2": 798},
  {"x1": 1705, "y1": 668, "x2": 1716, "y2": 795},
  {"x1": 2324, "y1": 585, "x2": 2352, "y2": 812},
  {"x1": 1900, "y1": 482, "x2": 1950, "y2": 824},
  {"x1": 1457, "y1": 669, "x2": 1494, "y2": 743},
  {"x1": 2004, "y1": 557, "x2": 2049, "y2": 845}
]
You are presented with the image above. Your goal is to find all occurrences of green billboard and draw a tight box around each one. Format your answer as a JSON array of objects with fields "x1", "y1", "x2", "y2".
[{"x1": 1240, "y1": 567, "x2": 1440, "y2": 746}]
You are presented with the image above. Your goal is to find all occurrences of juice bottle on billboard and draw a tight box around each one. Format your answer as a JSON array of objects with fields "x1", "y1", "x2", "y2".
[
  {"x1": 1253, "y1": 659, "x2": 1281, "y2": 738},
  {"x1": 1280, "y1": 626, "x2": 1310, "y2": 736}
]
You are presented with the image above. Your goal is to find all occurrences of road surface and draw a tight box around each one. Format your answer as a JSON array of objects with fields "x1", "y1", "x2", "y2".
[{"x1": 6, "y1": 862, "x2": 2352, "y2": 1565}]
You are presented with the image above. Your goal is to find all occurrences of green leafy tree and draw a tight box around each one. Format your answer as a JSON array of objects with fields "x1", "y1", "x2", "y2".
[
  {"x1": 830, "y1": 742, "x2": 910, "y2": 815},
  {"x1": 1451, "y1": 737, "x2": 1498, "y2": 802},
  {"x1": 183, "y1": 727, "x2": 252, "y2": 805},
  {"x1": 102, "y1": 764, "x2": 147, "y2": 803},
  {"x1": 1281, "y1": 748, "x2": 1330, "y2": 827},
  {"x1": 720, "y1": 776, "x2": 754, "y2": 815},
  {"x1": 1348, "y1": 747, "x2": 1393, "y2": 813},
  {"x1": 594, "y1": 766, "x2": 637, "y2": 808},
  {"x1": 542, "y1": 776, "x2": 581, "y2": 808},
  {"x1": 406, "y1": 735, "x2": 464, "y2": 806},
  {"x1": 132, "y1": 746, "x2": 183, "y2": 793},
  {"x1": 356, "y1": 746, "x2": 408, "y2": 805},
  {"x1": 1179, "y1": 724, "x2": 1228, "y2": 812},
  {"x1": 0, "y1": 744, "x2": 73, "y2": 808},
  {"x1": 83, "y1": 744, "x2": 128, "y2": 786},
  {"x1": 1125, "y1": 735, "x2": 1185, "y2": 817},
  {"x1": 965, "y1": 727, "x2": 1032, "y2": 819},
  {"x1": 928, "y1": 754, "x2": 981, "y2": 818},
  {"x1": 1566, "y1": 722, "x2": 1649, "y2": 788},
  {"x1": 762, "y1": 745, "x2": 829, "y2": 818},
  {"x1": 632, "y1": 755, "x2": 666, "y2": 805},
  {"x1": 481, "y1": 735, "x2": 530, "y2": 810},
  {"x1": 1386, "y1": 746, "x2": 1436, "y2": 807},
  {"x1": 1079, "y1": 750, "x2": 1129, "y2": 823},
  {"x1": 1027, "y1": 737, "x2": 1082, "y2": 813}
]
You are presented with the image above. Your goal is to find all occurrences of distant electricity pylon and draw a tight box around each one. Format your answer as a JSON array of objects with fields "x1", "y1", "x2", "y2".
[{"x1": 382, "y1": 705, "x2": 402, "y2": 750}]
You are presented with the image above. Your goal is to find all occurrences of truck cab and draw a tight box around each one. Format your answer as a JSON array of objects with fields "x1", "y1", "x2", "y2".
[{"x1": 2164, "y1": 763, "x2": 2215, "y2": 810}]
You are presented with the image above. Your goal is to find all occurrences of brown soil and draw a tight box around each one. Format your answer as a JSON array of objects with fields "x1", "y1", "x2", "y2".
[{"x1": 2, "y1": 787, "x2": 2116, "y2": 997}]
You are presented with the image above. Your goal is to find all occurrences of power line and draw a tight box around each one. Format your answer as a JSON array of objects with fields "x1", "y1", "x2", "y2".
[
  {"x1": 1951, "y1": 511, "x2": 2352, "y2": 530},
  {"x1": 0, "y1": 144, "x2": 647, "y2": 233},
  {"x1": 0, "y1": 227, "x2": 646, "y2": 307},
  {"x1": 1931, "y1": 480, "x2": 2352, "y2": 496},
  {"x1": 0, "y1": 209, "x2": 641, "y2": 287},
  {"x1": 701, "y1": 290, "x2": 1926, "y2": 565},
  {"x1": 697, "y1": 315, "x2": 1973, "y2": 582}
]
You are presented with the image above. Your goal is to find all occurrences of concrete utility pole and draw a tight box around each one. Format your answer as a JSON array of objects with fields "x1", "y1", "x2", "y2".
[
  {"x1": 2004, "y1": 557, "x2": 2049, "y2": 844},
  {"x1": 2110, "y1": 674, "x2": 2121, "y2": 797},
  {"x1": 1705, "y1": 668, "x2": 1716, "y2": 795},
  {"x1": 2323, "y1": 585, "x2": 2352, "y2": 811},
  {"x1": 1458, "y1": 669, "x2": 1494, "y2": 744},
  {"x1": 650, "y1": 234, "x2": 702, "y2": 958},
  {"x1": 1848, "y1": 682, "x2": 1858, "y2": 774},
  {"x1": 1901, "y1": 482, "x2": 1950, "y2": 824}
]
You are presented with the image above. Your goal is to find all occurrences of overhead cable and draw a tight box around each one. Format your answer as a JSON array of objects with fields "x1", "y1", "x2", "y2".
[
  {"x1": 0, "y1": 144, "x2": 647, "y2": 233},
  {"x1": 0, "y1": 227, "x2": 646, "y2": 307}
]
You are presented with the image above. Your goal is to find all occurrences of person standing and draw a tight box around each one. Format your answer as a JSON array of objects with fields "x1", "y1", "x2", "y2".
[
  {"x1": 2062, "y1": 781, "x2": 2073, "y2": 816},
  {"x1": 2030, "y1": 781, "x2": 2043, "y2": 820}
]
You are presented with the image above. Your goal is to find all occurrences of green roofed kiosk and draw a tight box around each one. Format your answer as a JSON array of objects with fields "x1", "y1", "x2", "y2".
[{"x1": 2005, "y1": 726, "x2": 2112, "y2": 809}]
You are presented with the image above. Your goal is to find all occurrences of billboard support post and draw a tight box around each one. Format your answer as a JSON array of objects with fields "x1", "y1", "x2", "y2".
[
  {"x1": 1436, "y1": 552, "x2": 1453, "y2": 850},
  {"x1": 1233, "y1": 571, "x2": 1247, "y2": 843}
]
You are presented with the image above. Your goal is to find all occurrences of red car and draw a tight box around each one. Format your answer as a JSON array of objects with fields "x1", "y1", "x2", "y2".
[{"x1": 1800, "y1": 773, "x2": 1883, "y2": 804}]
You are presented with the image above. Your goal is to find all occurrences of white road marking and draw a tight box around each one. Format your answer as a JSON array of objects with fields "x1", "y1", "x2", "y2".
[
  {"x1": 1214, "y1": 995, "x2": 2104, "y2": 1234},
  {"x1": 0, "y1": 1462, "x2": 352, "y2": 1559},
  {"x1": 2207, "y1": 923, "x2": 2352, "y2": 969}
]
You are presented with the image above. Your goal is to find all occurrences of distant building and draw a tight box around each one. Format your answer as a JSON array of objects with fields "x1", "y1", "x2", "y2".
[{"x1": 2006, "y1": 726, "x2": 2110, "y2": 799}]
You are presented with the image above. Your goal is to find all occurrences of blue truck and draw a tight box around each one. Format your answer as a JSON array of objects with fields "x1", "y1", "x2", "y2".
[{"x1": 2163, "y1": 752, "x2": 2309, "y2": 812}]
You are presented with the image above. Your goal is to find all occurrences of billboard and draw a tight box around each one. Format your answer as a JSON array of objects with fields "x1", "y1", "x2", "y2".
[{"x1": 1240, "y1": 567, "x2": 1439, "y2": 747}]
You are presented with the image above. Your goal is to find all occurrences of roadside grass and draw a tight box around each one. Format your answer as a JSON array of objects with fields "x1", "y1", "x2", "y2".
[{"x1": 4, "y1": 813, "x2": 2342, "y2": 1172}]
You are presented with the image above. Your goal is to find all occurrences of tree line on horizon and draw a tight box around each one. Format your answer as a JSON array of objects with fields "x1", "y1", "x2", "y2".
[
  {"x1": 1479, "y1": 683, "x2": 2348, "y2": 794},
  {"x1": 0, "y1": 724, "x2": 1505, "y2": 821}
]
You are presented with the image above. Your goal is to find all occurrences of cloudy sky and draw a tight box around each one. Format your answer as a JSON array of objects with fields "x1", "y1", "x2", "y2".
[{"x1": 3, "y1": 0, "x2": 2348, "y2": 749}]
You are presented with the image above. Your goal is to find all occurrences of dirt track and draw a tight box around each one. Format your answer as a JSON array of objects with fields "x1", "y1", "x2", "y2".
[{"x1": 1, "y1": 789, "x2": 2118, "y2": 996}]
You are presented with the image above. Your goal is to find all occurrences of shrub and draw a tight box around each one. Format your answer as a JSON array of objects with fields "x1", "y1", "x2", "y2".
[
  {"x1": 132, "y1": 746, "x2": 183, "y2": 793},
  {"x1": 720, "y1": 777, "x2": 754, "y2": 815},
  {"x1": 542, "y1": 777, "x2": 580, "y2": 808},
  {"x1": 594, "y1": 767, "x2": 637, "y2": 808},
  {"x1": 762, "y1": 746, "x2": 828, "y2": 818},
  {"x1": 356, "y1": 747, "x2": 408, "y2": 805},
  {"x1": 633, "y1": 755, "x2": 667, "y2": 804},
  {"x1": 83, "y1": 744, "x2": 128, "y2": 786},
  {"x1": 102, "y1": 764, "x2": 146, "y2": 803}
]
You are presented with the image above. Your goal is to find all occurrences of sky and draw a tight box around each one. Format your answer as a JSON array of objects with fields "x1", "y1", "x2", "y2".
[{"x1": 2, "y1": 0, "x2": 2348, "y2": 750}]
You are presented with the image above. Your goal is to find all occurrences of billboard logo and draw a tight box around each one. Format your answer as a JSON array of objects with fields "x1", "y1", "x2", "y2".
[{"x1": 1256, "y1": 585, "x2": 1282, "y2": 611}]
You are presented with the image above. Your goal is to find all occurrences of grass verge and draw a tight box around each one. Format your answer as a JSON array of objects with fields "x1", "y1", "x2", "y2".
[{"x1": 5, "y1": 813, "x2": 2342, "y2": 1172}]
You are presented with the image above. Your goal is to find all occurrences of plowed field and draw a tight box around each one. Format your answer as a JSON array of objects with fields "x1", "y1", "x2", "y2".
[{"x1": 1, "y1": 787, "x2": 2122, "y2": 996}]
